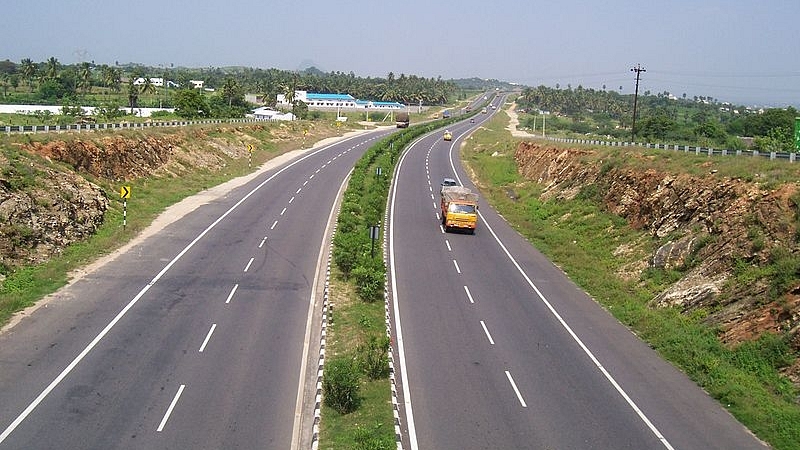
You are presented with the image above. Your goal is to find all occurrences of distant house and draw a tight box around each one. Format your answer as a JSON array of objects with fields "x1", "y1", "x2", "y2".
[
  {"x1": 249, "y1": 107, "x2": 295, "y2": 121},
  {"x1": 189, "y1": 80, "x2": 204, "y2": 89},
  {"x1": 132, "y1": 77, "x2": 165, "y2": 87}
]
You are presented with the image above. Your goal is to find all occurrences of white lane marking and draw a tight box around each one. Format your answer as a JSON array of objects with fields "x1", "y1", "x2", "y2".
[
  {"x1": 199, "y1": 324, "x2": 217, "y2": 352},
  {"x1": 0, "y1": 131, "x2": 384, "y2": 445},
  {"x1": 436, "y1": 213, "x2": 441, "y2": 222},
  {"x1": 505, "y1": 371, "x2": 527, "y2": 408},
  {"x1": 243, "y1": 257, "x2": 254, "y2": 272},
  {"x1": 270, "y1": 220, "x2": 278, "y2": 230},
  {"x1": 445, "y1": 240, "x2": 452, "y2": 252},
  {"x1": 439, "y1": 224, "x2": 445, "y2": 234},
  {"x1": 157, "y1": 384, "x2": 186, "y2": 431},
  {"x1": 448, "y1": 147, "x2": 675, "y2": 450},
  {"x1": 433, "y1": 201, "x2": 438, "y2": 210},
  {"x1": 430, "y1": 193, "x2": 435, "y2": 201},
  {"x1": 389, "y1": 135, "x2": 432, "y2": 450},
  {"x1": 480, "y1": 321, "x2": 495, "y2": 345},
  {"x1": 289, "y1": 196, "x2": 295, "y2": 204},
  {"x1": 303, "y1": 180, "x2": 309, "y2": 186},
  {"x1": 309, "y1": 174, "x2": 315, "y2": 179},
  {"x1": 291, "y1": 169, "x2": 352, "y2": 448},
  {"x1": 429, "y1": 185, "x2": 433, "y2": 192},
  {"x1": 453, "y1": 260, "x2": 461, "y2": 274},
  {"x1": 281, "y1": 207, "x2": 287, "y2": 216},
  {"x1": 225, "y1": 284, "x2": 239, "y2": 304},
  {"x1": 259, "y1": 237, "x2": 267, "y2": 248},
  {"x1": 297, "y1": 187, "x2": 303, "y2": 193},
  {"x1": 463, "y1": 285, "x2": 475, "y2": 304},
  {"x1": 315, "y1": 168, "x2": 321, "y2": 173}
]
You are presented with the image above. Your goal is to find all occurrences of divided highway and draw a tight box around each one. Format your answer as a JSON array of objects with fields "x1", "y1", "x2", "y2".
[
  {"x1": 0, "y1": 129, "x2": 392, "y2": 449},
  {"x1": 388, "y1": 105, "x2": 767, "y2": 449}
]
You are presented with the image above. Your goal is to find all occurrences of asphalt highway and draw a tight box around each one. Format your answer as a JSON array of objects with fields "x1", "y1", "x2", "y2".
[
  {"x1": 0, "y1": 128, "x2": 392, "y2": 450},
  {"x1": 388, "y1": 100, "x2": 767, "y2": 449}
]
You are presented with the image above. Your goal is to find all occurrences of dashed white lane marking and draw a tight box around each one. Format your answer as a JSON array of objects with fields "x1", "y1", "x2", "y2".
[
  {"x1": 430, "y1": 193, "x2": 435, "y2": 201},
  {"x1": 225, "y1": 284, "x2": 239, "y2": 304},
  {"x1": 309, "y1": 174, "x2": 315, "y2": 179},
  {"x1": 445, "y1": 240, "x2": 451, "y2": 252},
  {"x1": 480, "y1": 321, "x2": 495, "y2": 345},
  {"x1": 433, "y1": 201, "x2": 438, "y2": 210},
  {"x1": 243, "y1": 257, "x2": 254, "y2": 272},
  {"x1": 199, "y1": 324, "x2": 217, "y2": 352},
  {"x1": 463, "y1": 285, "x2": 475, "y2": 304},
  {"x1": 259, "y1": 237, "x2": 267, "y2": 248},
  {"x1": 505, "y1": 371, "x2": 527, "y2": 408},
  {"x1": 303, "y1": 180, "x2": 309, "y2": 186},
  {"x1": 289, "y1": 196, "x2": 295, "y2": 204},
  {"x1": 270, "y1": 220, "x2": 278, "y2": 230},
  {"x1": 281, "y1": 207, "x2": 287, "y2": 216},
  {"x1": 157, "y1": 384, "x2": 186, "y2": 432},
  {"x1": 453, "y1": 260, "x2": 461, "y2": 274},
  {"x1": 296, "y1": 187, "x2": 303, "y2": 193}
]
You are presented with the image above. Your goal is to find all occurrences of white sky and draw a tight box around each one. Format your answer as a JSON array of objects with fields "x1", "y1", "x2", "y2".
[{"x1": 3, "y1": 0, "x2": 799, "y2": 106}]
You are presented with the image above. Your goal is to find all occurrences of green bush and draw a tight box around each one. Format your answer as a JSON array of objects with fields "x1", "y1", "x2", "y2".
[
  {"x1": 358, "y1": 335, "x2": 390, "y2": 380},
  {"x1": 324, "y1": 356, "x2": 361, "y2": 414},
  {"x1": 352, "y1": 258, "x2": 385, "y2": 303},
  {"x1": 333, "y1": 232, "x2": 366, "y2": 278}
]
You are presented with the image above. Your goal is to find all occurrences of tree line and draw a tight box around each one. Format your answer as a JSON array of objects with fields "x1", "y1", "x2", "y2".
[
  {"x1": 517, "y1": 85, "x2": 798, "y2": 151},
  {"x1": 0, "y1": 58, "x2": 459, "y2": 120}
]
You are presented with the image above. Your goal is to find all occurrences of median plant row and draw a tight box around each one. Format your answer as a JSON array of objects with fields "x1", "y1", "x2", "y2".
[{"x1": 321, "y1": 118, "x2": 461, "y2": 449}]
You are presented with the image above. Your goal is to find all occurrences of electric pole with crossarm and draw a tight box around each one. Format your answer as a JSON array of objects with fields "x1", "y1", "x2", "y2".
[{"x1": 630, "y1": 64, "x2": 646, "y2": 142}]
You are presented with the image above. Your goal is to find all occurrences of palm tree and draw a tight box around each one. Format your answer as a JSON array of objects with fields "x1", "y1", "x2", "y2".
[
  {"x1": 78, "y1": 62, "x2": 92, "y2": 94},
  {"x1": 221, "y1": 76, "x2": 239, "y2": 107},
  {"x1": 140, "y1": 76, "x2": 156, "y2": 96},
  {"x1": 44, "y1": 57, "x2": 59, "y2": 81},
  {"x1": 20, "y1": 58, "x2": 37, "y2": 92}
]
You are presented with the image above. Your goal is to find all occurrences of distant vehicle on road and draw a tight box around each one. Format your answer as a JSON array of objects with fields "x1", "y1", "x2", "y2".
[
  {"x1": 442, "y1": 110, "x2": 451, "y2": 119},
  {"x1": 440, "y1": 185, "x2": 478, "y2": 233},
  {"x1": 396, "y1": 111, "x2": 410, "y2": 128},
  {"x1": 443, "y1": 130, "x2": 452, "y2": 141}
]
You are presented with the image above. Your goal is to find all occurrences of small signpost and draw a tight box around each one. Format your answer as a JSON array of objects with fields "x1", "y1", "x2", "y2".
[
  {"x1": 120, "y1": 186, "x2": 131, "y2": 230},
  {"x1": 369, "y1": 224, "x2": 381, "y2": 259},
  {"x1": 247, "y1": 143, "x2": 254, "y2": 168}
]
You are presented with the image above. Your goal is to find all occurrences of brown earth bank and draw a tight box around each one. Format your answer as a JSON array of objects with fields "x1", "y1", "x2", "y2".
[
  {"x1": 0, "y1": 122, "x2": 343, "y2": 275},
  {"x1": 514, "y1": 141, "x2": 800, "y2": 384}
]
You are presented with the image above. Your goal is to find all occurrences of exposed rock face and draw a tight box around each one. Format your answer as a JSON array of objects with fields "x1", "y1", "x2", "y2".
[
  {"x1": 0, "y1": 165, "x2": 107, "y2": 269},
  {"x1": 515, "y1": 142, "x2": 800, "y2": 379}
]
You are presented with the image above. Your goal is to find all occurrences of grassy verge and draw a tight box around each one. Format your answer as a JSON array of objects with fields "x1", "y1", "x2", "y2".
[
  {"x1": 462, "y1": 111, "x2": 800, "y2": 449},
  {"x1": 0, "y1": 121, "x2": 355, "y2": 327}
]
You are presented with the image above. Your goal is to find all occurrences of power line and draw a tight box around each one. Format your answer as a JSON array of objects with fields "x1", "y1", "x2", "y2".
[{"x1": 630, "y1": 64, "x2": 646, "y2": 142}]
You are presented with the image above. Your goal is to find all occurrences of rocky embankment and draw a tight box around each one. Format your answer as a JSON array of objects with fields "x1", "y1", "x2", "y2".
[{"x1": 515, "y1": 142, "x2": 800, "y2": 380}]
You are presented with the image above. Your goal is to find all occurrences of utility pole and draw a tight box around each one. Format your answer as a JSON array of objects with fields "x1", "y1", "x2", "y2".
[{"x1": 630, "y1": 64, "x2": 646, "y2": 142}]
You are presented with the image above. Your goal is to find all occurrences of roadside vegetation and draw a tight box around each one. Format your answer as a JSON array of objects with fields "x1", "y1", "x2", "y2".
[
  {"x1": 0, "y1": 120, "x2": 352, "y2": 327},
  {"x1": 516, "y1": 85, "x2": 797, "y2": 152},
  {"x1": 461, "y1": 109, "x2": 800, "y2": 449}
]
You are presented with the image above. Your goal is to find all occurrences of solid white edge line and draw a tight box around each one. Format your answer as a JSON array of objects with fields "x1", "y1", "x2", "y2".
[
  {"x1": 291, "y1": 160, "x2": 356, "y2": 450},
  {"x1": 480, "y1": 321, "x2": 495, "y2": 345},
  {"x1": 198, "y1": 324, "x2": 217, "y2": 352},
  {"x1": 225, "y1": 284, "x2": 239, "y2": 304},
  {"x1": 504, "y1": 371, "x2": 527, "y2": 408},
  {"x1": 448, "y1": 145, "x2": 675, "y2": 450},
  {"x1": 157, "y1": 384, "x2": 186, "y2": 432},
  {"x1": 0, "y1": 131, "x2": 379, "y2": 444},
  {"x1": 391, "y1": 136, "x2": 431, "y2": 450}
]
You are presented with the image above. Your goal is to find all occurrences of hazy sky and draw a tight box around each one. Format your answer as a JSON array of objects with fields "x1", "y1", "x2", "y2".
[{"x1": 3, "y1": 0, "x2": 799, "y2": 106}]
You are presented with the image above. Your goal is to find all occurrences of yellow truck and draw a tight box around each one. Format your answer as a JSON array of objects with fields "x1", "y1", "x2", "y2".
[{"x1": 440, "y1": 186, "x2": 478, "y2": 234}]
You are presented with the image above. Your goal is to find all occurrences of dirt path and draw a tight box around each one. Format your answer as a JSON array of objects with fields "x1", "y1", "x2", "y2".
[{"x1": 504, "y1": 102, "x2": 539, "y2": 138}]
